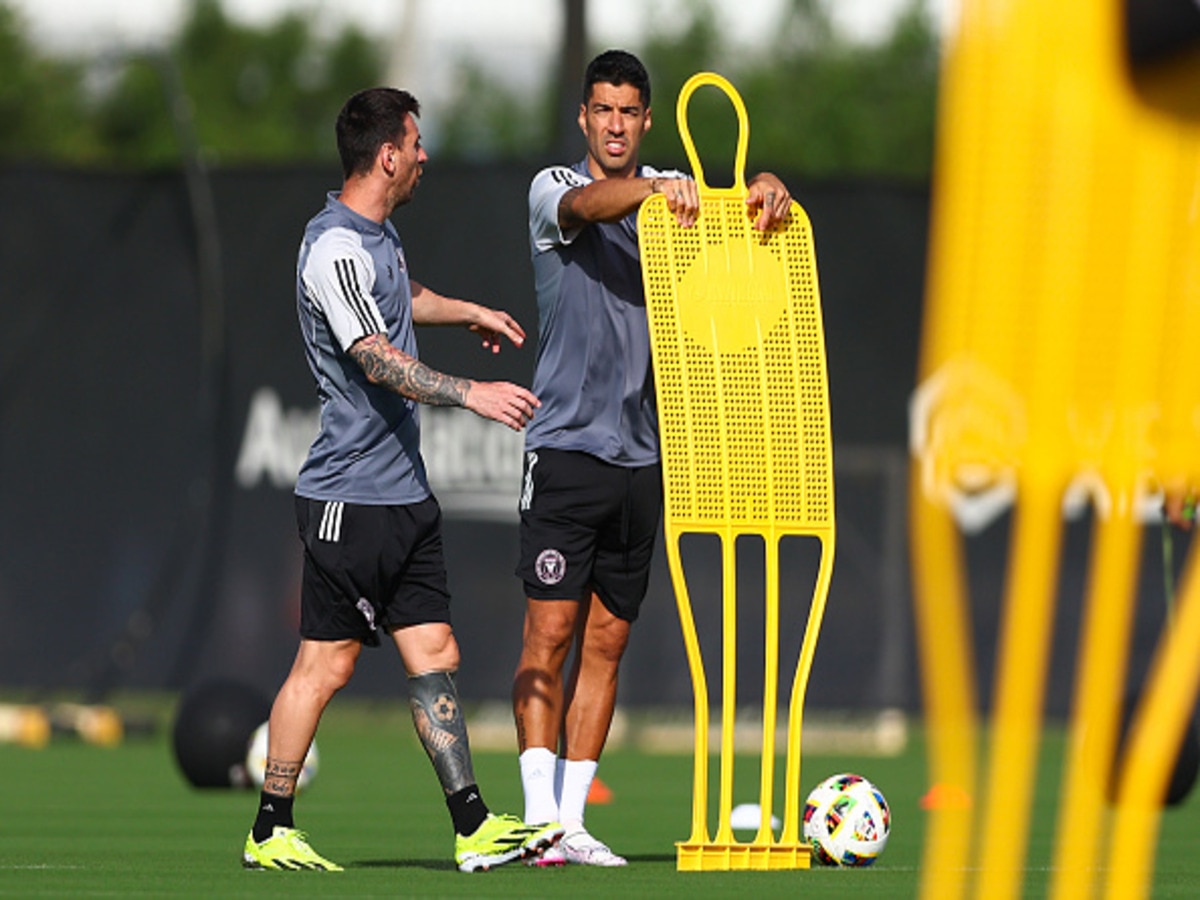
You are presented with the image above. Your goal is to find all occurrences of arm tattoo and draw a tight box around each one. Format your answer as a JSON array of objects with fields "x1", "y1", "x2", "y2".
[
  {"x1": 350, "y1": 336, "x2": 469, "y2": 407},
  {"x1": 263, "y1": 757, "x2": 303, "y2": 798},
  {"x1": 408, "y1": 671, "x2": 477, "y2": 796}
]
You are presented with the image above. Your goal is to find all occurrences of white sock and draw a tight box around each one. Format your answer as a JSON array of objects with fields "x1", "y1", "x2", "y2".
[
  {"x1": 558, "y1": 758, "x2": 598, "y2": 830},
  {"x1": 519, "y1": 747, "x2": 559, "y2": 825}
]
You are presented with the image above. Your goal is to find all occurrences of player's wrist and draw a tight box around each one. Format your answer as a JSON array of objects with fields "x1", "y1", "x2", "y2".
[{"x1": 649, "y1": 176, "x2": 663, "y2": 196}]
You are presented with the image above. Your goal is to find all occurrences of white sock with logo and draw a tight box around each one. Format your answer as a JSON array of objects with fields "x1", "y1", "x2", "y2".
[
  {"x1": 519, "y1": 747, "x2": 560, "y2": 825},
  {"x1": 558, "y1": 758, "x2": 598, "y2": 830}
]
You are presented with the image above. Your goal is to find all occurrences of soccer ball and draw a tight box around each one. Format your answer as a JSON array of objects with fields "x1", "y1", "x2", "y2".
[
  {"x1": 245, "y1": 721, "x2": 319, "y2": 792},
  {"x1": 803, "y1": 772, "x2": 890, "y2": 867}
]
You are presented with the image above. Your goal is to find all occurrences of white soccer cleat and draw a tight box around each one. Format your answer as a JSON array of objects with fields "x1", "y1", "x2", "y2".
[{"x1": 556, "y1": 827, "x2": 627, "y2": 867}]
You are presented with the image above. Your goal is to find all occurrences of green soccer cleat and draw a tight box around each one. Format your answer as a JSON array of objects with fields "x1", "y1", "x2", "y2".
[
  {"x1": 455, "y1": 814, "x2": 564, "y2": 873},
  {"x1": 242, "y1": 827, "x2": 344, "y2": 871}
]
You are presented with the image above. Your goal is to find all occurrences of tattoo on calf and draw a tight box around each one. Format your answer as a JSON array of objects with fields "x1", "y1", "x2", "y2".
[
  {"x1": 263, "y1": 757, "x2": 303, "y2": 797},
  {"x1": 350, "y1": 338, "x2": 468, "y2": 406},
  {"x1": 408, "y1": 671, "x2": 476, "y2": 795}
]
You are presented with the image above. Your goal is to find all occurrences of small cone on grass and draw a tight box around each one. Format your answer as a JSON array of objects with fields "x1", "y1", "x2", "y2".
[
  {"x1": 588, "y1": 776, "x2": 614, "y2": 804},
  {"x1": 919, "y1": 783, "x2": 973, "y2": 810}
]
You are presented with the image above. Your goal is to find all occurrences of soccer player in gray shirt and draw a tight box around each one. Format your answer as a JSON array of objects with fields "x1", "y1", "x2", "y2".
[
  {"x1": 512, "y1": 50, "x2": 792, "y2": 866},
  {"x1": 242, "y1": 87, "x2": 562, "y2": 874}
]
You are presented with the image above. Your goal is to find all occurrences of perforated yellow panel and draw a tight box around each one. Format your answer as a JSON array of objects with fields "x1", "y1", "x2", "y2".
[
  {"x1": 640, "y1": 196, "x2": 831, "y2": 530},
  {"x1": 638, "y1": 72, "x2": 833, "y2": 873}
]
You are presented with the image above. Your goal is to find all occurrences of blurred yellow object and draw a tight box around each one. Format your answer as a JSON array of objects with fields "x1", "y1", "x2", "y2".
[
  {"x1": 51, "y1": 703, "x2": 125, "y2": 747},
  {"x1": 639, "y1": 71, "x2": 833, "y2": 872},
  {"x1": 0, "y1": 704, "x2": 51, "y2": 748},
  {"x1": 912, "y1": 1, "x2": 1200, "y2": 897}
]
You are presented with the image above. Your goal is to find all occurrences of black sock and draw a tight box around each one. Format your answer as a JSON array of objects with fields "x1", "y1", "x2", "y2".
[
  {"x1": 447, "y1": 784, "x2": 489, "y2": 836},
  {"x1": 252, "y1": 791, "x2": 295, "y2": 843}
]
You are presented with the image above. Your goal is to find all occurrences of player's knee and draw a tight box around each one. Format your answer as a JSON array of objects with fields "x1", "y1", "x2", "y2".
[
  {"x1": 319, "y1": 648, "x2": 358, "y2": 693},
  {"x1": 432, "y1": 629, "x2": 460, "y2": 667},
  {"x1": 431, "y1": 643, "x2": 461, "y2": 672},
  {"x1": 290, "y1": 639, "x2": 359, "y2": 699},
  {"x1": 523, "y1": 602, "x2": 576, "y2": 655},
  {"x1": 585, "y1": 617, "x2": 631, "y2": 665},
  {"x1": 396, "y1": 625, "x2": 460, "y2": 674}
]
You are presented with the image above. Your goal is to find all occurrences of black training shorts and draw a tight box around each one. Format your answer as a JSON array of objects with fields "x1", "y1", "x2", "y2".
[
  {"x1": 516, "y1": 448, "x2": 663, "y2": 622},
  {"x1": 295, "y1": 495, "x2": 451, "y2": 645}
]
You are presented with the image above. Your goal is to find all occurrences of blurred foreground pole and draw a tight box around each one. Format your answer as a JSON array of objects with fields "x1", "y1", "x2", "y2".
[{"x1": 911, "y1": 0, "x2": 1200, "y2": 897}]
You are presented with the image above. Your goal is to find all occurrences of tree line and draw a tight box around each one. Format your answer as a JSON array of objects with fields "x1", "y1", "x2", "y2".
[{"x1": 0, "y1": 0, "x2": 938, "y2": 179}]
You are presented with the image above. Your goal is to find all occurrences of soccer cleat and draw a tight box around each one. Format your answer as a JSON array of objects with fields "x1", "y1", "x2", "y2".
[
  {"x1": 556, "y1": 827, "x2": 627, "y2": 866},
  {"x1": 242, "y1": 827, "x2": 343, "y2": 871},
  {"x1": 455, "y1": 814, "x2": 564, "y2": 873}
]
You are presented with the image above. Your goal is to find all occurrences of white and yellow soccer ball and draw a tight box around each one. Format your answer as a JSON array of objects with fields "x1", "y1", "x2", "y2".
[
  {"x1": 803, "y1": 772, "x2": 890, "y2": 867},
  {"x1": 245, "y1": 721, "x2": 319, "y2": 792}
]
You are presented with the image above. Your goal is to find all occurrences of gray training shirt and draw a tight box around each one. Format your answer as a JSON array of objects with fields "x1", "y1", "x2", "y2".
[
  {"x1": 294, "y1": 192, "x2": 430, "y2": 505},
  {"x1": 524, "y1": 159, "x2": 686, "y2": 467}
]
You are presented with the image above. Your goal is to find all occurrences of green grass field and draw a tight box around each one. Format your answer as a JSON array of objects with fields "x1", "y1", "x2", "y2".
[{"x1": 1, "y1": 698, "x2": 1198, "y2": 898}]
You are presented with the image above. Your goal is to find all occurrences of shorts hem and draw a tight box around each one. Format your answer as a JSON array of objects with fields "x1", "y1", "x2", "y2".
[{"x1": 523, "y1": 583, "x2": 591, "y2": 602}]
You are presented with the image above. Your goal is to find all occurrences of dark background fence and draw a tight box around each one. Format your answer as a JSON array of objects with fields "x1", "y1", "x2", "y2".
[{"x1": 0, "y1": 164, "x2": 1182, "y2": 715}]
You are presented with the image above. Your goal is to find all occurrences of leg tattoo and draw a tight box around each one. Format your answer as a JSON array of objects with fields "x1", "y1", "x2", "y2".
[
  {"x1": 408, "y1": 671, "x2": 476, "y2": 796},
  {"x1": 263, "y1": 757, "x2": 303, "y2": 798}
]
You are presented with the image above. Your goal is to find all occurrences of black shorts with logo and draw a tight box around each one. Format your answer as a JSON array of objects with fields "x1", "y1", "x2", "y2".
[
  {"x1": 516, "y1": 448, "x2": 663, "y2": 622},
  {"x1": 295, "y1": 494, "x2": 451, "y2": 645}
]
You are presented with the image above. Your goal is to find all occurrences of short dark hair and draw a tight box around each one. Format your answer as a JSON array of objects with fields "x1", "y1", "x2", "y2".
[
  {"x1": 335, "y1": 88, "x2": 421, "y2": 179},
  {"x1": 582, "y1": 50, "x2": 651, "y2": 108}
]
